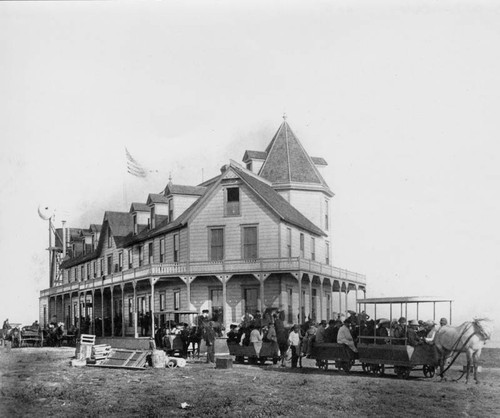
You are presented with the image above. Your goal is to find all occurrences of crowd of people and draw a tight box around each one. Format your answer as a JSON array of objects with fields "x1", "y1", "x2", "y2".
[{"x1": 225, "y1": 309, "x2": 449, "y2": 368}]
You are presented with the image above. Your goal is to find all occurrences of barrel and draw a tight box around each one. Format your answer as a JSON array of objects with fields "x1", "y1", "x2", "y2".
[{"x1": 151, "y1": 349, "x2": 167, "y2": 368}]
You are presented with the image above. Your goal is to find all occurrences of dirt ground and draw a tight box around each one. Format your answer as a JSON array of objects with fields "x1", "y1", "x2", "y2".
[{"x1": 0, "y1": 345, "x2": 499, "y2": 417}]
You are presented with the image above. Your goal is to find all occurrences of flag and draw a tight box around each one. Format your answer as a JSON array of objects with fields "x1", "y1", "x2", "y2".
[{"x1": 125, "y1": 147, "x2": 147, "y2": 178}]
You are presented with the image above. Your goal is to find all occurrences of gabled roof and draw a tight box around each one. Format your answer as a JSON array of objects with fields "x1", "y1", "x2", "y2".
[
  {"x1": 90, "y1": 224, "x2": 101, "y2": 233},
  {"x1": 61, "y1": 211, "x2": 134, "y2": 268},
  {"x1": 259, "y1": 120, "x2": 331, "y2": 193},
  {"x1": 130, "y1": 202, "x2": 150, "y2": 212},
  {"x1": 164, "y1": 183, "x2": 207, "y2": 197},
  {"x1": 232, "y1": 165, "x2": 326, "y2": 236},
  {"x1": 243, "y1": 150, "x2": 267, "y2": 162},
  {"x1": 147, "y1": 193, "x2": 169, "y2": 205}
]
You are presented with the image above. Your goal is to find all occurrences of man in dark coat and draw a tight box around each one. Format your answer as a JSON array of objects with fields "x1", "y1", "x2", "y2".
[{"x1": 203, "y1": 321, "x2": 216, "y2": 363}]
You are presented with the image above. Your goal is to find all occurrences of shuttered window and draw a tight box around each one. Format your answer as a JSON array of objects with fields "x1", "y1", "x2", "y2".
[
  {"x1": 243, "y1": 226, "x2": 258, "y2": 259},
  {"x1": 159, "y1": 238, "x2": 165, "y2": 263},
  {"x1": 210, "y1": 228, "x2": 224, "y2": 261}
]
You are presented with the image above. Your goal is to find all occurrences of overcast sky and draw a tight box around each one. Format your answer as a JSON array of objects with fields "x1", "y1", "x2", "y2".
[{"x1": 1, "y1": 1, "x2": 499, "y2": 342}]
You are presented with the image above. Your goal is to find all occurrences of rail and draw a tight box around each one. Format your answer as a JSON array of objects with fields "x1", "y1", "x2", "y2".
[{"x1": 40, "y1": 256, "x2": 366, "y2": 297}]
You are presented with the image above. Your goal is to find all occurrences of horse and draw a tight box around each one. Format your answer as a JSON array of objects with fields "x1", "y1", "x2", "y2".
[{"x1": 433, "y1": 318, "x2": 493, "y2": 384}]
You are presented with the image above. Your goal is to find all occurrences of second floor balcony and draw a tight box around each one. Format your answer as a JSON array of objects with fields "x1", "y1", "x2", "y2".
[{"x1": 41, "y1": 257, "x2": 366, "y2": 297}]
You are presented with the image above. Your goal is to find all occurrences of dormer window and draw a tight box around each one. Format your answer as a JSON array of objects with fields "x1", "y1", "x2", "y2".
[
  {"x1": 168, "y1": 199, "x2": 173, "y2": 223},
  {"x1": 226, "y1": 187, "x2": 240, "y2": 216},
  {"x1": 107, "y1": 226, "x2": 112, "y2": 248},
  {"x1": 150, "y1": 206, "x2": 155, "y2": 229}
]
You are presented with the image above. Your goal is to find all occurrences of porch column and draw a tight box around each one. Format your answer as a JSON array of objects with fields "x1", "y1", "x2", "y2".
[
  {"x1": 150, "y1": 278, "x2": 158, "y2": 337},
  {"x1": 121, "y1": 284, "x2": 125, "y2": 337},
  {"x1": 309, "y1": 279, "x2": 313, "y2": 321},
  {"x1": 330, "y1": 282, "x2": 334, "y2": 319},
  {"x1": 338, "y1": 285, "x2": 342, "y2": 317},
  {"x1": 133, "y1": 281, "x2": 138, "y2": 338},
  {"x1": 345, "y1": 284, "x2": 348, "y2": 313},
  {"x1": 101, "y1": 288, "x2": 105, "y2": 337},
  {"x1": 69, "y1": 293, "x2": 73, "y2": 328},
  {"x1": 91, "y1": 289, "x2": 95, "y2": 335},
  {"x1": 110, "y1": 286, "x2": 115, "y2": 337},
  {"x1": 216, "y1": 275, "x2": 231, "y2": 329},
  {"x1": 180, "y1": 276, "x2": 194, "y2": 311},
  {"x1": 253, "y1": 273, "x2": 268, "y2": 314},
  {"x1": 298, "y1": 273, "x2": 303, "y2": 324},
  {"x1": 319, "y1": 277, "x2": 324, "y2": 322},
  {"x1": 61, "y1": 294, "x2": 65, "y2": 326}
]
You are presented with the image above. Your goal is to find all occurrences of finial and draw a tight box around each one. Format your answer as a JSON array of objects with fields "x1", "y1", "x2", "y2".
[
  {"x1": 282, "y1": 112, "x2": 287, "y2": 121},
  {"x1": 168, "y1": 172, "x2": 172, "y2": 183}
]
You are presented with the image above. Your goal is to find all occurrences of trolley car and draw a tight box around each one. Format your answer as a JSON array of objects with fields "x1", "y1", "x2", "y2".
[{"x1": 356, "y1": 296, "x2": 453, "y2": 379}]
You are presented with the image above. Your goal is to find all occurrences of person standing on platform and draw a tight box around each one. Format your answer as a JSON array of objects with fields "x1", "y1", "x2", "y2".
[{"x1": 203, "y1": 321, "x2": 216, "y2": 364}]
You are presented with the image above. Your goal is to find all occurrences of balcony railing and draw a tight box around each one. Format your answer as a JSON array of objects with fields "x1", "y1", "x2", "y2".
[{"x1": 40, "y1": 257, "x2": 366, "y2": 297}]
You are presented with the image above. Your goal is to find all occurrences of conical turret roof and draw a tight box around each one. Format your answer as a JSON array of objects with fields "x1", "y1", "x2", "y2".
[{"x1": 258, "y1": 120, "x2": 332, "y2": 194}]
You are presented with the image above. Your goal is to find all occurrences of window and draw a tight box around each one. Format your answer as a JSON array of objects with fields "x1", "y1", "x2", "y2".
[
  {"x1": 133, "y1": 214, "x2": 138, "y2": 235},
  {"x1": 168, "y1": 199, "x2": 173, "y2": 222},
  {"x1": 242, "y1": 226, "x2": 257, "y2": 259},
  {"x1": 73, "y1": 268, "x2": 76, "y2": 282},
  {"x1": 107, "y1": 255, "x2": 112, "y2": 275},
  {"x1": 325, "y1": 242, "x2": 330, "y2": 265},
  {"x1": 226, "y1": 187, "x2": 240, "y2": 216},
  {"x1": 148, "y1": 242, "x2": 153, "y2": 264},
  {"x1": 150, "y1": 206, "x2": 155, "y2": 229},
  {"x1": 128, "y1": 298, "x2": 133, "y2": 327},
  {"x1": 159, "y1": 239, "x2": 165, "y2": 263},
  {"x1": 128, "y1": 249, "x2": 133, "y2": 269},
  {"x1": 174, "y1": 290, "x2": 181, "y2": 311},
  {"x1": 173, "y1": 234, "x2": 179, "y2": 262},
  {"x1": 211, "y1": 288, "x2": 223, "y2": 321},
  {"x1": 92, "y1": 234, "x2": 96, "y2": 250},
  {"x1": 300, "y1": 233, "x2": 304, "y2": 258},
  {"x1": 93, "y1": 261, "x2": 97, "y2": 278},
  {"x1": 246, "y1": 161, "x2": 252, "y2": 171},
  {"x1": 287, "y1": 228, "x2": 292, "y2": 258},
  {"x1": 100, "y1": 258, "x2": 104, "y2": 276},
  {"x1": 312, "y1": 288, "x2": 317, "y2": 321},
  {"x1": 138, "y1": 246, "x2": 143, "y2": 266},
  {"x1": 209, "y1": 228, "x2": 224, "y2": 261},
  {"x1": 86, "y1": 263, "x2": 90, "y2": 280},
  {"x1": 311, "y1": 237, "x2": 316, "y2": 261},
  {"x1": 159, "y1": 293, "x2": 166, "y2": 311},
  {"x1": 108, "y1": 225, "x2": 112, "y2": 248},
  {"x1": 118, "y1": 252, "x2": 123, "y2": 271},
  {"x1": 81, "y1": 265, "x2": 84, "y2": 281},
  {"x1": 325, "y1": 199, "x2": 329, "y2": 231}
]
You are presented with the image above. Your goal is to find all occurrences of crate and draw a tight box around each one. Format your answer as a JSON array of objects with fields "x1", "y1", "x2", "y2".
[{"x1": 215, "y1": 357, "x2": 233, "y2": 369}]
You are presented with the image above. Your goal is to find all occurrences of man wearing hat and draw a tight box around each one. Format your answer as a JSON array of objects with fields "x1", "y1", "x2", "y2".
[
  {"x1": 376, "y1": 319, "x2": 390, "y2": 345},
  {"x1": 337, "y1": 319, "x2": 358, "y2": 353},
  {"x1": 227, "y1": 324, "x2": 239, "y2": 345},
  {"x1": 315, "y1": 320, "x2": 327, "y2": 344},
  {"x1": 392, "y1": 317, "x2": 407, "y2": 345},
  {"x1": 406, "y1": 320, "x2": 423, "y2": 346}
]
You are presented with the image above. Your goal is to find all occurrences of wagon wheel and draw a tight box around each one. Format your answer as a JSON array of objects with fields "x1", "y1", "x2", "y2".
[
  {"x1": 317, "y1": 360, "x2": 328, "y2": 370},
  {"x1": 341, "y1": 361, "x2": 352, "y2": 373},
  {"x1": 259, "y1": 357, "x2": 267, "y2": 365},
  {"x1": 372, "y1": 364, "x2": 385, "y2": 377},
  {"x1": 423, "y1": 365, "x2": 435, "y2": 378}
]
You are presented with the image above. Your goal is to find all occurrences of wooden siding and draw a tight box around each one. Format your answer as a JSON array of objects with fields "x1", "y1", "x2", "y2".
[
  {"x1": 188, "y1": 181, "x2": 280, "y2": 261},
  {"x1": 173, "y1": 195, "x2": 199, "y2": 221}
]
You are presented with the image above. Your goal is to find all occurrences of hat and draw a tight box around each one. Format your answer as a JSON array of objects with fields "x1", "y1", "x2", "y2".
[
  {"x1": 424, "y1": 320, "x2": 436, "y2": 327},
  {"x1": 230, "y1": 324, "x2": 237, "y2": 329},
  {"x1": 320, "y1": 320, "x2": 327, "y2": 325},
  {"x1": 398, "y1": 317, "x2": 407, "y2": 324},
  {"x1": 347, "y1": 310, "x2": 356, "y2": 315},
  {"x1": 377, "y1": 318, "x2": 390, "y2": 326},
  {"x1": 409, "y1": 320, "x2": 419, "y2": 327},
  {"x1": 202, "y1": 309, "x2": 209, "y2": 314}
]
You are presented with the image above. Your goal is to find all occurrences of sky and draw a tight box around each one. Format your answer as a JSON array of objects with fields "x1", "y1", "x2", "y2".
[{"x1": 1, "y1": 0, "x2": 499, "y2": 343}]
